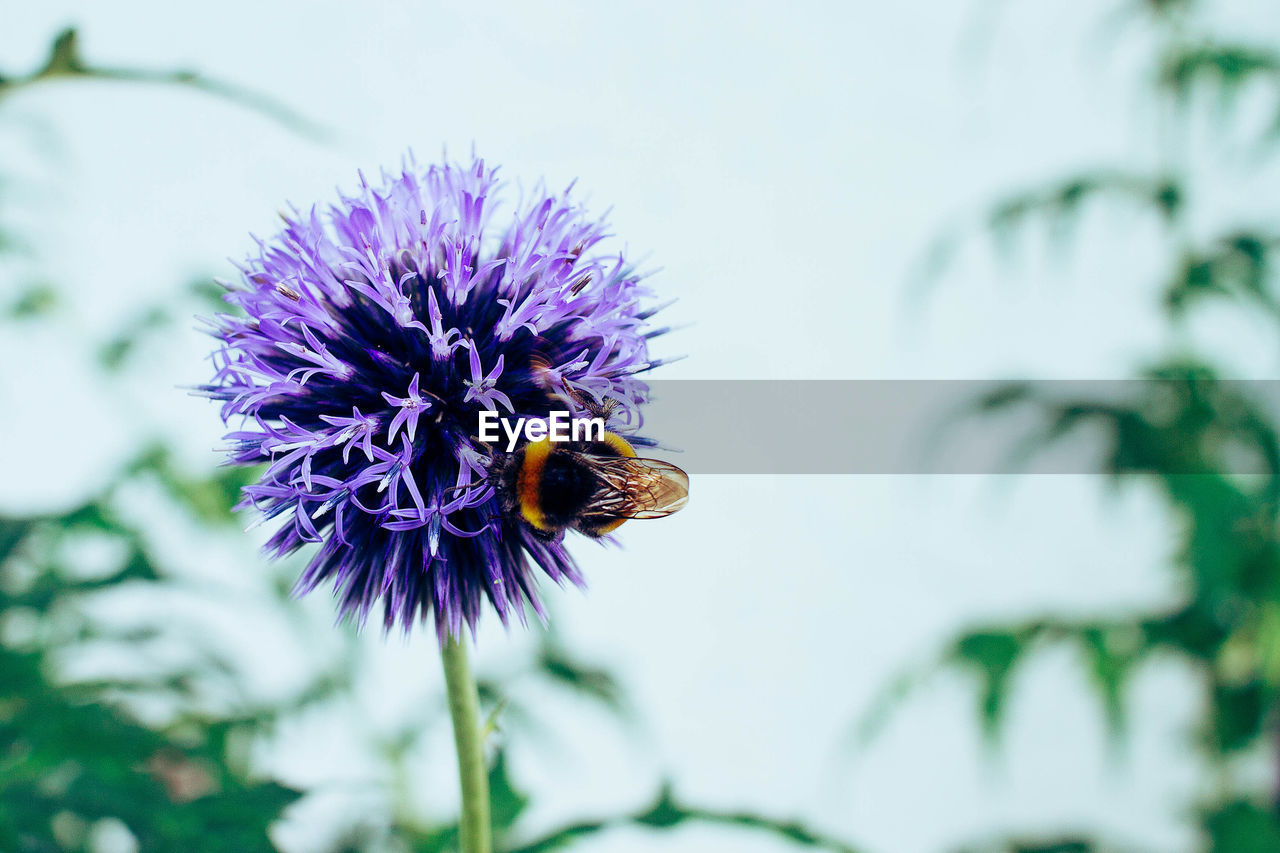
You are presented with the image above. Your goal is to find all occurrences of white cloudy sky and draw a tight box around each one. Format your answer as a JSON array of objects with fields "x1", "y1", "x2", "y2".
[{"x1": 5, "y1": 1, "x2": 1280, "y2": 851}]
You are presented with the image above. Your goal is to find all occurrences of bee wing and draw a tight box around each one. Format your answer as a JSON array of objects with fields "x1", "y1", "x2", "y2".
[{"x1": 583, "y1": 455, "x2": 689, "y2": 519}]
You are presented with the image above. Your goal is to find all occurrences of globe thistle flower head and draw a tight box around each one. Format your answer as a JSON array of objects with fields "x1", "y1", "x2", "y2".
[{"x1": 201, "y1": 156, "x2": 669, "y2": 640}]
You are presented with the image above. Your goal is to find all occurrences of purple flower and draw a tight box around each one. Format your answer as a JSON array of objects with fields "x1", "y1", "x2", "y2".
[{"x1": 200, "y1": 156, "x2": 669, "y2": 639}]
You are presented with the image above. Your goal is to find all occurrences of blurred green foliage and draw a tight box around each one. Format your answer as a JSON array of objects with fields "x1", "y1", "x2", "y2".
[
  {"x1": 0, "y1": 458, "x2": 305, "y2": 852},
  {"x1": 874, "y1": 2, "x2": 1280, "y2": 851}
]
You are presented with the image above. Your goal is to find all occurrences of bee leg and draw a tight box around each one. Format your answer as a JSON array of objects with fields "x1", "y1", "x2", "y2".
[{"x1": 527, "y1": 524, "x2": 563, "y2": 543}]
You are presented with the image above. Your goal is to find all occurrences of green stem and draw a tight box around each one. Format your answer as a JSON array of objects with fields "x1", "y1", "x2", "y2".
[{"x1": 442, "y1": 636, "x2": 492, "y2": 853}]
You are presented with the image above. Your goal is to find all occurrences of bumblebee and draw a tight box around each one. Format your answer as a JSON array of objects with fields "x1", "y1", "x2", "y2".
[{"x1": 490, "y1": 431, "x2": 689, "y2": 540}]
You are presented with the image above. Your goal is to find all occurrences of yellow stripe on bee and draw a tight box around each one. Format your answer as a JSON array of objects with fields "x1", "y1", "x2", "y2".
[
  {"x1": 601, "y1": 432, "x2": 636, "y2": 458},
  {"x1": 592, "y1": 517, "x2": 628, "y2": 534},
  {"x1": 517, "y1": 437, "x2": 554, "y2": 531}
]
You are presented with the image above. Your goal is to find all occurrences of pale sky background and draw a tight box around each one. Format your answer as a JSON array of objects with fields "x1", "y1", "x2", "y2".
[{"x1": 4, "y1": 1, "x2": 1280, "y2": 851}]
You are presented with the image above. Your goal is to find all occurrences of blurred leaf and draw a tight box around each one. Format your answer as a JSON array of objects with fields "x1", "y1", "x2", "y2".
[
  {"x1": 1160, "y1": 44, "x2": 1280, "y2": 122},
  {"x1": 4, "y1": 283, "x2": 58, "y2": 319},
  {"x1": 98, "y1": 306, "x2": 171, "y2": 371},
  {"x1": 188, "y1": 277, "x2": 229, "y2": 310},
  {"x1": 534, "y1": 644, "x2": 630, "y2": 718},
  {"x1": 1166, "y1": 233, "x2": 1280, "y2": 318},
  {"x1": 1077, "y1": 625, "x2": 1144, "y2": 737},
  {"x1": 951, "y1": 630, "x2": 1030, "y2": 741},
  {"x1": 849, "y1": 663, "x2": 931, "y2": 751},
  {"x1": 0, "y1": 517, "x2": 35, "y2": 565},
  {"x1": 1209, "y1": 679, "x2": 1271, "y2": 753},
  {"x1": 1142, "y1": 603, "x2": 1230, "y2": 659},
  {"x1": 489, "y1": 749, "x2": 530, "y2": 839},
  {"x1": 126, "y1": 443, "x2": 258, "y2": 525},
  {"x1": 1204, "y1": 799, "x2": 1280, "y2": 853},
  {"x1": 1138, "y1": 0, "x2": 1194, "y2": 20}
]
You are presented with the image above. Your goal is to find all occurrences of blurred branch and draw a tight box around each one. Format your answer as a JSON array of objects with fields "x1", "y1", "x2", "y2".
[
  {"x1": 955, "y1": 835, "x2": 1144, "y2": 853},
  {"x1": 964, "y1": 364, "x2": 1280, "y2": 483},
  {"x1": 909, "y1": 170, "x2": 1183, "y2": 301},
  {"x1": 1161, "y1": 44, "x2": 1280, "y2": 97},
  {"x1": 0, "y1": 27, "x2": 327, "y2": 139},
  {"x1": 855, "y1": 616, "x2": 1149, "y2": 756},
  {"x1": 985, "y1": 171, "x2": 1181, "y2": 252},
  {"x1": 503, "y1": 782, "x2": 864, "y2": 853}
]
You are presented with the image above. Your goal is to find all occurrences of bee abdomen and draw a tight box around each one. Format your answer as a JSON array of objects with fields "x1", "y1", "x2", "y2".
[
  {"x1": 515, "y1": 438, "x2": 595, "y2": 532},
  {"x1": 510, "y1": 432, "x2": 639, "y2": 536},
  {"x1": 537, "y1": 453, "x2": 598, "y2": 528}
]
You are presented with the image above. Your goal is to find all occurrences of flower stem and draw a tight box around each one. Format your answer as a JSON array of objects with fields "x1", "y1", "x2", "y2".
[{"x1": 442, "y1": 636, "x2": 492, "y2": 853}]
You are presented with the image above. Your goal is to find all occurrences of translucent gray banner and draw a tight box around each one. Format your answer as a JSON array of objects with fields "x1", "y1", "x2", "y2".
[{"x1": 632, "y1": 380, "x2": 1280, "y2": 474}]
